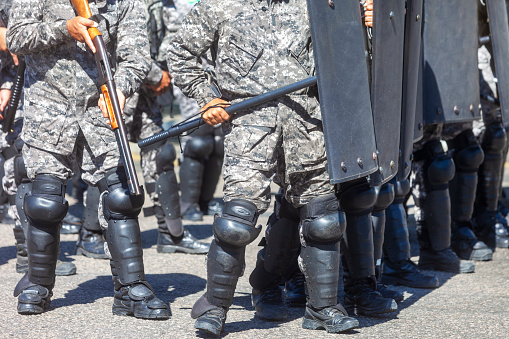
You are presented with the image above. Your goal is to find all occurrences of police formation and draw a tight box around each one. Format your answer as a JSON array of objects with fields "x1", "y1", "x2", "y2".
[{"x1": 0, "y1": 0, "x2": 508, "y2": 337}]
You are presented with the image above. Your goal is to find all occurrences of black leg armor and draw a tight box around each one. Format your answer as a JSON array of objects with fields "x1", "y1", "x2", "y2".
[
  {"x1": 100, "y1": 168, "x2": 145, "y2": 285},
  {"x1": 180, "y1": 132, "x2": 214, "y2": 216},
  {"x1": 298, "y1": 194, "x2": 345, "y2": 309},
  {"x1": 82, "y1": 186, "x2": 102, "y2": 232},
  {"x1": 76, "y1": 186, "x2": 108, "y2": 259},
  {"x1": 249, "y1": 193, "x2": 300, "y2": 290},
  {"x1": 339, "y1": 180, "x2": 378, "y2": 280},
  {"x1": 199, "y1": 130, "x2": 224, "y2": 211},
  {"x1": 205, "y1": 199, "x2": 261, "y2": 308},
  {"x1": 23, "y1": 175, "x2": 68, "y2": 287},
  {"x1": 372, "y1": 182, "x2": 395, "y2": 277},
  {"x1": 418, "y1": 140, "x2": 456, "y2": 252},
  {"x1": 154, "y1": 143, "x2": 182, "y2": 238}
]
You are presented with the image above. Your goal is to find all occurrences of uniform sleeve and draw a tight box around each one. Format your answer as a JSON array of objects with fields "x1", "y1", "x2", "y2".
[
  {"x1": 113, "y1": 0, "x2": 151, "y2": 98},
  {"x1": 5, "y1": 0, "x2": 72, "y2": 55},
  {"x1": 167, "y1": 0, "x2": 221, "y2": 108}
]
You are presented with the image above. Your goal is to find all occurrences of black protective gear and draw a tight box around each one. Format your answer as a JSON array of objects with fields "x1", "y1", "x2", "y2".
[
  {"x1": 251, "y1": 282, "x2": 287, "y2": 321},
  {"x1": 101, "y1": 168, "x2": 145, "y2": 285},
  {"x1": 206, "y1": 199, "x2": 261, "y2": 307},
  {"x1": 418, "y1": 246, "x2": 474, "y2": 273},
  {"x1": 82, "y1": 186, "x2": 102, "y2": 232},
  {"x1": 13, "y1": 224, "x2": 28, "y2": 273},
  {"x1": 339, "y1": 180, "x2": 378, "y2": 280},
  {"x1": 14, "y1": 274, "x2": 52, "y2": 315},
  {"x1": 383, "y1": 178, "x2": 412, "y2": 264},
  {"x1": 199, "y1": 130, "x2": 224, "y2": 211},
  {"x1": 249, "y1": 194, "x2": 300, "y2": 291},
  {"x1": 13, "y1": 154, "x2": 28, "y2": 187},
  {"x1": 180, "y1": 135, "x2": 214, "y2": 207},
  {"x1": 381, "y1": 259, "x2": 439, "y2": 289},
  {"x1": 417, "y1": 140, "x2": 456, "y2": 252},
  {"x1": 156, "y1": 229, "x2": 210, "y2": 254},
  {"x1": 192, "y1": 295, "x2": 228, "y2": 336},
  {"x1": 371, "y1": 183, "x2": 395, "y2": 277},
  {"x1": 299, "y1": 194, "x2": 346, "y2": 309},
  {"x1": 377, "y1": 284, "x2": 404, "y2": 303},
  {"x1": 24, "y1": 175, "x2": 68, "y2": 287},
  {"x1": 302, "y1": 305, "x2": 359, "y2": 333},
  {"x1": 76, "y1": 227, "x2": 108, "y2": 259},
  {"x1": 154, "y1": 143, "x2": 183, "y2": 237},
  {"x1": 343, "y1": 275, "x2": 398, "y2": 316},
  {"x1": 284, "y1": 270, "x2": 307, "y2": 306}
]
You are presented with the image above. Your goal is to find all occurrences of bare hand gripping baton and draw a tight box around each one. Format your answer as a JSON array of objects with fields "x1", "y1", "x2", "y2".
[
  {"x1": 71, "y1": 0, "x2": 142, "y2": 195},
  {"x1": 138, "y1": 76, "x2": 318, "y2": 148}
]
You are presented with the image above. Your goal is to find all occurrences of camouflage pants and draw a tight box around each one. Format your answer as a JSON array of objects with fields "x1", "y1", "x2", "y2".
[
  {"x1": 23, "y1": 130, "x2": 121, "y2": 186},
  {"x1": 411, "y1": 121, "x2": 474, "y2": 222},
  {"x1": 124, "y1": 90, "x2": 164, "y2": 203},
  {"x1": 222, "y1": 104, "x2": 332, "y2": 213}
]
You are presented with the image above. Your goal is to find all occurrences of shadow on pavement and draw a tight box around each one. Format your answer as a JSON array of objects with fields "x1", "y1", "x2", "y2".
[{"x1": 0, "y1": 244, "x2": 16, "y2": 267}]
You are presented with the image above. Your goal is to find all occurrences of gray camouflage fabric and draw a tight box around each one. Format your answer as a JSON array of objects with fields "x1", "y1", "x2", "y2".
[
  {"x1": 6, "y1": 0, "x2": 150, "y2": 184},
  {"x1": 168, "y1": 0, "x2": 331, "y2": 212},
  {"x1": 0, "y1": 0, "x2": 15, "y2": 90}
]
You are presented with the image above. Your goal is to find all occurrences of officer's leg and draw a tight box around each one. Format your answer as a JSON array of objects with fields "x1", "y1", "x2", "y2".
[
  {"x1": 199, "y1": 127, "x2": 225, "y2": 215},
  {"x1": 371, "y1": 182, "x2": 404, "y2": 303},
  {"x1": 475, "y1": 121, "x2": 509, "y2": 247},
  {"x1": 412, "y1": 139, "x2": 474, "y2": 273},
  {"x1": 76, "y1": 186, "x2": 108, "y2": 259},
  {"x1": 150, "y1": 143, "x2": 210, "y2": 254},
  {"x1": 249, "y1": 192, "x2": 301, "y2": 320},
  {"x1": 381, "y1": 177, "x2": 439, "y2": 288},
  {"x1": 13, "y1": 174, "x2": 68, "y2": 314},
  {"x1": 180, "y1": 128, "x2": 214, "y2": 221},
  {"x1": 447, "y1": 130, "x2": 492, "y2": 260},
  {"x1": 98, "y1": 167, "x2": 169, "y2": 319},
  {"x1": 192, "y1": 199, "x2": 262, "y2": 334},
  {"x1": 340, "y1": 179, "x2": 397, "y2": 316}
]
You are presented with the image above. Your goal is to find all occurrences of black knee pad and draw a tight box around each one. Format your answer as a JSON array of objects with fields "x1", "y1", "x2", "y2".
[
  {"x1": 449, "y1": 130, "x2": 484, "y2": 172},
  {"x1": 482, "y1": 122, "x2": 507, "y2": 154},
  {"x1": 300, "y1": 194, "x2": 346, "y2": 243},
  {"x1": 213, "y1": 199, "x2": 261, "y2": 247},
  {"x1": 184, "y1": 136, "x2": 214, "y2": 160},
  {"x1": 212, "y1": 135, "x2": 224, "y2": 158},
  {"x1": 25, "y1": 175, "x2": 68, "y2": 226},
  {"x1": 155, "y1": 143, "x2": 177, "y2": 173},
  {"x1": 338, "y1": 181, "x2": 377, "y2": 215},
  {"x1": 392, "y1": 177, "x2": 410, "y2": 204},
  {"x1": 14, "y1": 154, "x2": 28, "y2": 186},
  {"x1": 102, "y1": 168, "x2": 144, "y2": 220},
  {"x1": 373, "y1": 183, "x2": 395, "y2": 212},
  {"x1": 422, "y1": 140, "x2": 456, "y2": 189}
]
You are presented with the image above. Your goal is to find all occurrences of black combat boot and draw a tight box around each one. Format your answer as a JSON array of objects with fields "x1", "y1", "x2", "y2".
[
  {"x1": 474, "y1": 210, "x2": 509, "y2": 248},
  {"x1": 284, "y1": 270, "x2": 307, "y2": 306},
  {"x1": 182, "y1": 203, "x2": 204, "y2": 221},
  {"x1": 157, "y1": 230, "x2": 210, "y2": 254},
  {"x1": 344, "y1": 276, "x2": 397, "y2": 316},
  {"x1": 251, "y1": 279, "x2": 287, "y2": 321},
  {"x1": 382, "y1": 259, "x2": 439, "y2": 288},
  {"x1": 451, "y1": 221, "x2": 492, "y2": 261},
  {"x1": 60, "y1": 211, "x2": 82, "y2": 234},
  {"x1": 76, "y1": 228, "x2": 108, "y2": 259},
  {"x1": 302, "y1": 305, "x2": 359, "y2": 333},
  {"x1": 192, "y1": 295, "x2": 228, "y2": 336}
]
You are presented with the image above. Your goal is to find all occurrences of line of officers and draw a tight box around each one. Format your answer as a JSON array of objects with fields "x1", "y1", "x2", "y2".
[{"x1": 0, "y1": 0, "x2": 508, "y2": 336}]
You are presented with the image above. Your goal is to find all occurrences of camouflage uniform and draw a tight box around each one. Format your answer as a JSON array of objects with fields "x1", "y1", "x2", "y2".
[
  {"x1": 169, "y1": 0, "x2": 355, "y2": 335},
  {"x1": 6, "y1": 0, "x2": 169, "y2": 319}
]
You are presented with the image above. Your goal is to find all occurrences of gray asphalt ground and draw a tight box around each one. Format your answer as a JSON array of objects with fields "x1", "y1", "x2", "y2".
[{"x1": 1, "y1": 158, "x2": 509, "y2": 338}]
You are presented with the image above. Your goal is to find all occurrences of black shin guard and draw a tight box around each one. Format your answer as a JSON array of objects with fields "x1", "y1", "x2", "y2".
[
  {"x1": 372, "y1": 183, "x2": 395, "y2": 276},
  {"x1": 383, "y1": 178, "x2": 412, "y2": 263},
  {"x1": 180, "y1": 136, "x2": 213, "y2": 208},
  {"x1": 339, "y1": 181, "x2": 378, "y2": 280},
  {"x1": 200, "y1": 132, "x2": 224, "y2": 205},
  {"x1": 207, "y1": 199, "x2": 260, "y2": 307},
  {"x1": 101, "y1": 168, "x2": 145, "y2": 285},
  {"x1": 82, "y1": 186, "x2": 102, "y2": 232},
  {"x1": 24, "y1": 175, "x2": 68, "y2": 287},
  {"x1": 299, "y1": 194, "x2": 346, "y2": 309}
]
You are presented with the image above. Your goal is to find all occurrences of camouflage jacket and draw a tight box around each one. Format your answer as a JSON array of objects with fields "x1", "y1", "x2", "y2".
[
  {"x1": 168, "y1": 0, "x2": 317, "y2": 127},
  {"x1": 6, "y1": 0, "x2": 150, "y2": 156},
  {"x1": 0, "y1": 0, "x2": 15, "y2": 90}
]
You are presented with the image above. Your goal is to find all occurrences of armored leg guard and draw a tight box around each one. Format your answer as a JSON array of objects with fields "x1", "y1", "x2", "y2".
[
  {"x1": 101, "y1": 168, "x2": 169, "y2": 320},
  {"x1": 193, "y1": 199, "x2": 261, "y2": 336},
  {"x1": 475, "y1": 122, "x2": 509, "y2": 248},
  {"x1": 180, "y1": 135, "x2": 214, "y2": 221},
  {"x1": 14, "y1": 175, "x2": 68, "y2": 314},
  {"x1": 339, "y1": 181, "x2": 397, "y2": 316},
  {"x1": 76, "y1": 186, "x2": 107, "y2": 259},
  {"x1": 298, "y1": 194, "x2": 358, "y2": 332},
  {"x1": 199, "y1": 131, "x2": 224, "y2": 215},
  {"x1": 250, "y1": 194, "x2": 300, "y2": 320},
  {"x1": 448, "y1": 130, "x2": 492, "y2": 261},
  {"x1": 13, "y1": 223, "x2": 28, "y2": 273},
  {"x1": 381, "y1": 178, "x2": 439, "y2": 289}
]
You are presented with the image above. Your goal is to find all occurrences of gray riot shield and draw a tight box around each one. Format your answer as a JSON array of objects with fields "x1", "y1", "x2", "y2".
[
  {"x1": 422, "y1": 0, "x2": 480, "y2": 124},
  {"x1": 398, "y1": 0, "x2": 423, "y2": 180},
  {"x1": 307, "y1": 0, "x2": 377, "y2": 184},
  {"x1": 370, "y1": 0, "x2": 406, "y2": 185},
  {"x1": 486, "y1": 0, "x2": 509, "y2": 125}
]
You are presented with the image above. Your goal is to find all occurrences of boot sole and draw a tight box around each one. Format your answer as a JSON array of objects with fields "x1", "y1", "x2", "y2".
[
  {"x1": 18, "y1": 300, "x2": 51, "y2": 315},
  {"x1": 157, "y1": 245, "x2": 208, "y2": 255},
  {"x1": 380, "y1": 275, "x2": 439, "y2": 289},
  {"x1": 418, "y1": 263, "x2": 475, "y2": 274},
  {"x1": 302, "y1": 318, "x2": 359, "y2": 333},
  {"x1": 195, "y1": 320, "x2": 222, "y2": 336},
  {"x1": 112, "y1": 305, "x2": 169, "y2": 320},
  {"x1": 76, "y1": 247, "x2": 109, "y2": 259},
  {"x1": 469, "y1": 251, "x2": 493, "y2": 262}
]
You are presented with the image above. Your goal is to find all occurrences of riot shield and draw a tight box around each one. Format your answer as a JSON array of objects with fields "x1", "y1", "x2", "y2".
[
  {"x1": 398, "y1": 0, "x2": 423, "y2": 180},
  {"x1": 308, "y1": 0, "x2": 377, "y2": 184},
  {"x1": 370, "y1": 0, "x2": 406, "y2": 185},
  {"x1": 422, "y1": 0, "x2": 480, "y2": 124},
  {"x1": 486, "y1": 0, "x2": 509, "y2": 125}
]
